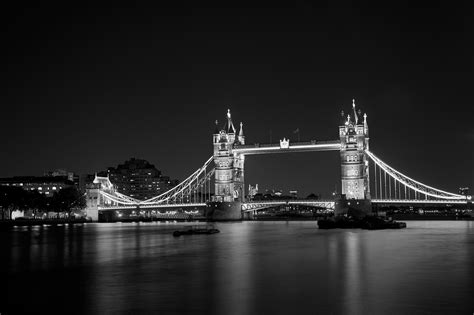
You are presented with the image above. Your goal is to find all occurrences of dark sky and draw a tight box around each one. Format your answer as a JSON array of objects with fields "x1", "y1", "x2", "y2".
[{"x1": 2, "y1": 3, "x2": 473, "y2": 197}]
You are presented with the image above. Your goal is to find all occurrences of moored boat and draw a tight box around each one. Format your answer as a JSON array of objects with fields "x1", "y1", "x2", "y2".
[
  {"x1": 173, "y1": 225, "x2": 220, "y2": 236},
  {"x1": 317, "y1": 215, "x2": 406, "y2": 230}
]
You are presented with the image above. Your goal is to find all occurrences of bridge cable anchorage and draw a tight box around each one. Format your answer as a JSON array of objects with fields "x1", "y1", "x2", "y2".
[
  {"x1": 98, "y1": 156, "x2": 215, "y2": 208},
  {"x1": 365, "y1": 150, "x2": 465, "y2": 200}
]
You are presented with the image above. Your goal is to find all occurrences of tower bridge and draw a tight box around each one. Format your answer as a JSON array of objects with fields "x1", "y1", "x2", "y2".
[{"x1": 86, "y1": 100, "x2": 471, "y2": 221}]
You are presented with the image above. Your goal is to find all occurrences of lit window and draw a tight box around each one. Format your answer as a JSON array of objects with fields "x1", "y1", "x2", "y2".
[
  {"x1": 38, "y1": 187, "x2": 43, "y2": 190},
  {"x1": 52, "y1": 187, "x2": 57, "y2": 190}
]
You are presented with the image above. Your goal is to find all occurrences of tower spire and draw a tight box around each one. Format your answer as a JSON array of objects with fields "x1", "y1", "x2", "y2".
[
  {"x1": 352, "y1": 99, "x2": 358, "y2": 124},
  {"x1": 225, "y1": 109, "x2": 236, "y2": 133},
  {"x1": 363, "y1": 113, "x2": 368, "y2": 135},
  {"x1": 237, "y1": 121, "x2": 245, "y2": 145}
]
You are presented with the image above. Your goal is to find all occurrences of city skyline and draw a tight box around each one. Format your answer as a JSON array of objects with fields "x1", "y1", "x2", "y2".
[
  {"x1": 2, "y1": 4, "x2": 474, "y2": 315},
  {"x1": 2, "y1": 4, "x2": 473, "y2": 198}
]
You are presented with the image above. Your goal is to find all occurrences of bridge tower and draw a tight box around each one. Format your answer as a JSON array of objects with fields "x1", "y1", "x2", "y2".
[
  {"x1": 84, "y1": 174, "x2": 117, "y2": 221},
  {"x1": 337, "y1": 99, "x2": 372, "y2": 217},
  {"x1": 206, "y1": 109, "x2": 245, "y2": 220}
]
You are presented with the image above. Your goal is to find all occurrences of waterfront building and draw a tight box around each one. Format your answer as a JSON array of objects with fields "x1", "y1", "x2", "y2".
[
  {"x1": 0, "y1": 176, "x2": 74, "y2": 196},
  {"x1": 106, "y1": 158, "x2": 177, "y2": 200}
]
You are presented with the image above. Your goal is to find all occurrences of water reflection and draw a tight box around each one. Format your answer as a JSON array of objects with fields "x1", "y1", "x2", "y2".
[{"x1": 1, "y1": 221, "x2": 473, "y2": 314}]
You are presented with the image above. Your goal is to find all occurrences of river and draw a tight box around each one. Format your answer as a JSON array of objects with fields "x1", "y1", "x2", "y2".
[{"x1": 1, "y1": 220, "x2": 473, "y2": 314}]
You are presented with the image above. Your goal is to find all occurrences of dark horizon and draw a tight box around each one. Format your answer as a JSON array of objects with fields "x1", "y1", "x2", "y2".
[{"x1": 2, "y1": 3, "x2": 473, "y2": 197}]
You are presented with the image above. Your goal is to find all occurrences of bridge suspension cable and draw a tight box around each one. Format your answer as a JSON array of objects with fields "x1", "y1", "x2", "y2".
[
  {"x1": 97, "y1": 156, "x2": 215, "y2": 207},
  {"x1": 139, "y1": 156, "x2": 214, "y2": 205},
  {"x1": 366, "y1": 150, "x2": 465, "y2": 200}
]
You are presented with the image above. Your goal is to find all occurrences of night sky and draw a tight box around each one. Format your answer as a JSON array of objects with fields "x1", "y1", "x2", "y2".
[{"x1": 2, "y1": 3, "x2": 473, "y2": 197}]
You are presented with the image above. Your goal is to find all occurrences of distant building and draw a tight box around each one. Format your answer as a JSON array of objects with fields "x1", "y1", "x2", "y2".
[
  {"x1": 78, "y1": 174, "x2": 96, "y2": 193},
  {"x1": 0, "y1": 176, "x2": 74, "y2": 197},
  {"x1": 248, "y1": 184, "x2": 259, "y2": 200},
  {"x1": 289, "y1": 190, "x2": 298, "y2": 198},
  {"x1": 44, "y1": 169, "x2": 80, "y2": 187},
  {"x1": 106, "y1": 158, "x2": 178, "y2": 200}
]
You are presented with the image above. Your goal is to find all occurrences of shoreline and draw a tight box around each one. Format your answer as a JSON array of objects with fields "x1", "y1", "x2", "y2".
[{"x1": 1, "y1": 216, "x2": 473, "y2": 227}]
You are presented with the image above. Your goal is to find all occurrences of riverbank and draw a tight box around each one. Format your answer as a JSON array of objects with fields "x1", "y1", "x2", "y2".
[{"x1": 0, "y1": 218, "x2": 92, "y2": 227}]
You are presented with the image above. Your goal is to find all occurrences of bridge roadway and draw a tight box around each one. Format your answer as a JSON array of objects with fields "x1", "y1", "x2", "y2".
[
  {"x1": 98, "y1": 198, "x2": 470, "y2": 212},
  {"x1": 241, "y1": 200, "x2": 335, "y2": 211},
  {"x1": 371, "y1": 199, "x2": 470, "y2": 205},
  {"x1": 98, "y1": 203, "x2": 207, "y2": 211},
  {"x1": 232, "y1": 140, "x2": 340, "y2": 155},
  {"x1": 241, "y1": 199, "x2": 470, "y2": 212}
]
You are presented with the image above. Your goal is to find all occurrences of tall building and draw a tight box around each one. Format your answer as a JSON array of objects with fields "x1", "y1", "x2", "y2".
[{"x1": 106, "y1": 158, "x2": 177, "y2": 200}]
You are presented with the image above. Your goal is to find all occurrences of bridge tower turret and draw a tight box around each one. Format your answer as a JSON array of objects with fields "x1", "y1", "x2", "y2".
[{"x1": 337, "y1": 99, "x2": 371, "y2": 216}]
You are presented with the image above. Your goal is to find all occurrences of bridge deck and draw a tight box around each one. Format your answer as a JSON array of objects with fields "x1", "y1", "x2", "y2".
[
  {"x1": 233, "y1": 140, "x2": 340, "y2": 155},
  {"x1": 98, "y1": 199, "x2": 468, "y2": 211},
  {"x1": 372, "y1": 199, "x2": 469, "y2": 205},
  {"x1": 99, "y1": 203, "x2": 207, "y2": 211},
  {"x1": 242, "y1": 200, "x2": 335, "y2": 211}
]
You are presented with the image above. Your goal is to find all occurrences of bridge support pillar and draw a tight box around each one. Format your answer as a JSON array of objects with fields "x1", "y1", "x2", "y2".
[
  {"x1": 85, "y1": 184, "x2": 100, "y2": 222},
  {"x1": 205, "y1": 202, "x2": 242, "y2": 221},
  {"x1": 335, "y1": 196, "x2": 372, "y2": 218},
  {"x1": 242, "y1": 210, "x2": 255, "y2": 220},
  {"x1": 85, "y1": 207, "x2": 99, "y2": 222}
]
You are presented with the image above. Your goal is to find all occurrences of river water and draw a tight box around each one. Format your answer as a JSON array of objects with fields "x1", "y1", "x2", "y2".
[{"x1": 1, "y1": 221, "x2": 473, "y2": 314}]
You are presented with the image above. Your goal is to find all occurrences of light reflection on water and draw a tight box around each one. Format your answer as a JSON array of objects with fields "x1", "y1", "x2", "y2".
[{"x1": 1, "y1": 221, "x2": 473, "y2": 314}]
